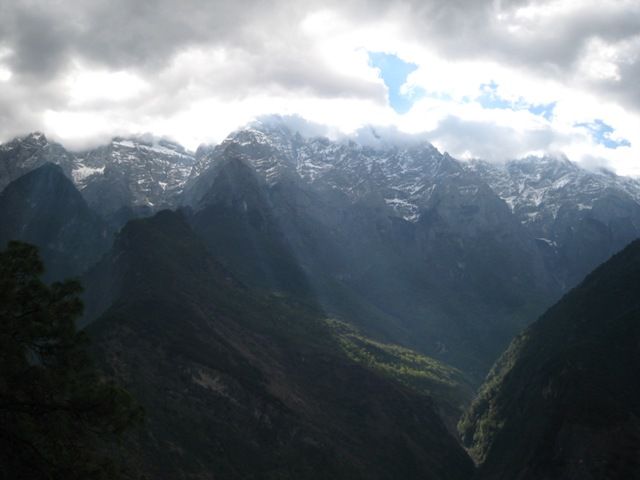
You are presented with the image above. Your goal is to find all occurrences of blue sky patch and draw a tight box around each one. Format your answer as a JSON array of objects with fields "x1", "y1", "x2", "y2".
[
  {"x1": 575, "y1": 119, "x2": 631, "y2": 149},
  {"x1": 477, "y1": 82, "x2": 515, "y2": 110},
  {"x1": 476, "y1": 82, "x2": 556, "y2": 120},
  {"x1": 527, "y1": 102, "x2": 556, "y2": 121},
  {"x1": 368, "y1": 52, "x2": 423, "y2": 114}
]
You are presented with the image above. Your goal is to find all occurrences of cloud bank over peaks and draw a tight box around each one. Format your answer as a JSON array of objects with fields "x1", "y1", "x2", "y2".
[{"x1": 0, "y1": 0, "x2": 637, "y2": 174}]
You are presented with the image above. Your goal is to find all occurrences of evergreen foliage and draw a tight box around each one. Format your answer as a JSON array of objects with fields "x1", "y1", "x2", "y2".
[
  {"x1": 328, "y1": 319, "x2": 473, "y2": 426},
  {"x1": 0, "y1": 241, "x2": 142, "y2": 480}
]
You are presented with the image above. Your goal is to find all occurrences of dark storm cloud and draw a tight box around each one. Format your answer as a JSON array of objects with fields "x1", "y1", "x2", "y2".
[
  {"x1": 1, "y1": 0, "x2": 638, "y2": 89},
  {"x1": 1, "y1": 0, "x2": 638, "y2": 100},
  {"x1": 0, "y1": 0, "x2": 384, "y2": 97},
  {"x1": 1, "y1": 5, "x2": 74, "y2": 77},
  {"x1": 2, "y1": 0, "x2": 266, "y2": 75}
]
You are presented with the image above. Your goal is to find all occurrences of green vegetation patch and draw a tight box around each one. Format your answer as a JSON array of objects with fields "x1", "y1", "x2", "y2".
[{"x1": 327, "y1": 319, "x2": 474, "y2": 423}]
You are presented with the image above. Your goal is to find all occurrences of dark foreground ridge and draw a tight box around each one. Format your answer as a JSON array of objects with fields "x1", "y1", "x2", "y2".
[{"x1": 460, "y1": 239, "x2": 640, "y2": 480}]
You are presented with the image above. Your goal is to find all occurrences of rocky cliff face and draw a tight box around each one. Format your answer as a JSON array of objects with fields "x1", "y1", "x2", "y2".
[
  {"x1": 0, "y1": 132, "x2": 76, "y2": 191},
  {"x1": 0, "y1": 133, "x2": 195, "y2": 225},
  {"x1": 468, "y1": 157, "x2": 640, "y2": 288},
  {"x1": 76, "y1": 136, "x2": 195, "y2": 218}
]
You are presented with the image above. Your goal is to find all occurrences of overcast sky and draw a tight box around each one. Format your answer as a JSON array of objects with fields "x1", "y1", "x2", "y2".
[{"x1": 0, "y1": 0, "x2": 639, "y2": 174}]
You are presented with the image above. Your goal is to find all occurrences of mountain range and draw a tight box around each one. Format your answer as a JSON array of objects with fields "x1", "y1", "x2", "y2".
[
  {"x1": 3, "y1": 121, "x2": 639, "y2": 376},
  {"x1": 1, "y1": 118, "x2": 640, "y2": 478}
]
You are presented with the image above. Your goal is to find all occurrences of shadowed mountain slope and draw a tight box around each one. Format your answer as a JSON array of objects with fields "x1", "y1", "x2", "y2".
[
  {"x1": 84, "y1": 210, "x2": 474, "y2": 480},
  {"x1": 184, "y1": 125, "x2": 556, "y2": 379},
  {"x1": 460, "y1": 239, "x2": 640, "y2": 480},
  {"x1": 0, "y1": 163, "x2": 110, "y2": 281}
]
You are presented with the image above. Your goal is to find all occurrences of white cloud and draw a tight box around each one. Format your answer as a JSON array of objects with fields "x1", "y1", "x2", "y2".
[
  {"x1": 65, "y1": 65, "x2": 149, "y2": 105},
  {"x1": 0, "y1": 66, "x2": 11, "y2": 82},
  {"x1": 0, "y1": 0, "x2": 638, "y2": 176},
  {"x1": 0, "y1": 47, "x2": 13, "y2": 82}
]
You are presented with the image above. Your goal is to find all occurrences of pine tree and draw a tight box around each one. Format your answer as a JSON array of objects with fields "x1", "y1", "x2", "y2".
[{"x1": 0, "y1": 241, "x2": 142, "y2": 480}]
